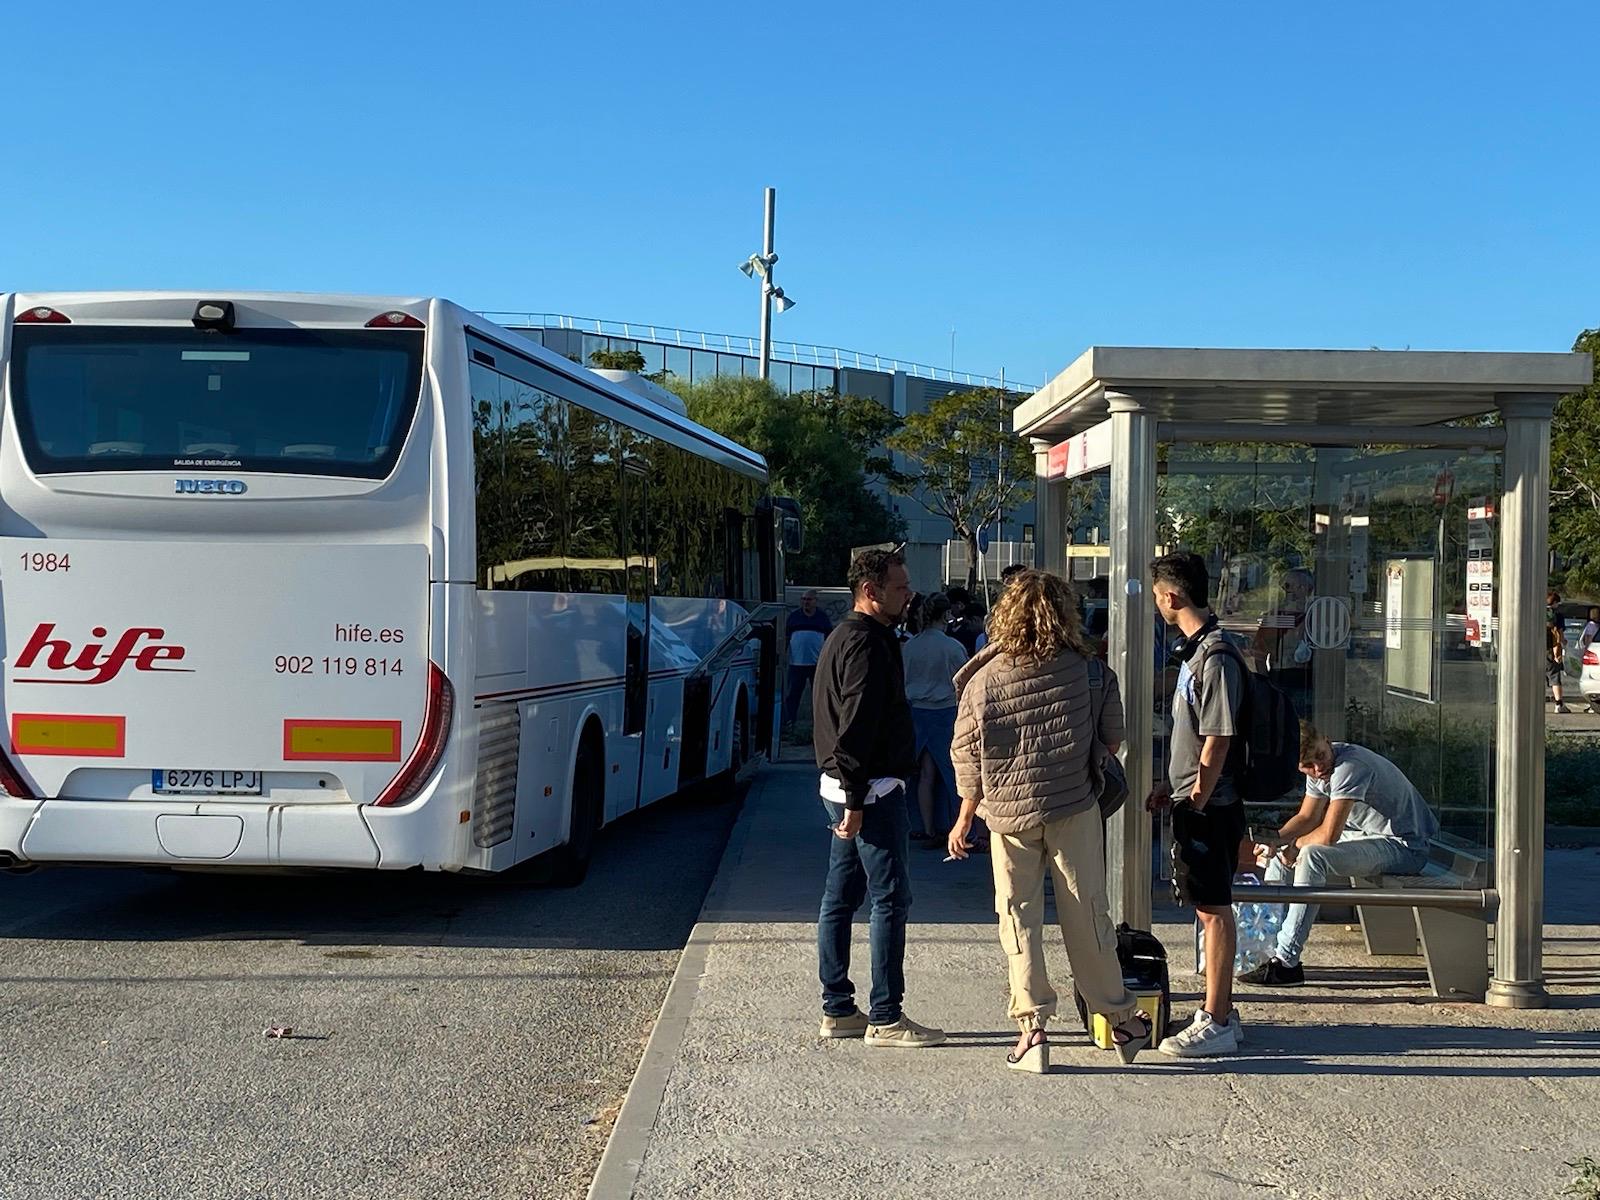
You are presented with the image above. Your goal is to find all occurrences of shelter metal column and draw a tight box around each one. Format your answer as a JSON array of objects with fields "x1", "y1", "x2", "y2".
[
  {"x1": 1032, "y1": 439, "x2": 1066, "y2": 577},
  {"x1": 1312, "y1": 450, "x2": 1352, "y2": 739},
  {"x1": 1487, "y1": 393, "x2": 1554, "y2": 1009},
  {"x1": 1106, "y1": 391, "x2": 1157, "y2": 928}
]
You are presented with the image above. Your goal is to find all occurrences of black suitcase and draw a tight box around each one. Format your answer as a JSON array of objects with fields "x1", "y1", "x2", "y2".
[{"x1": 1074, "y1": 923, "x2": 1172, "y2": 1042}]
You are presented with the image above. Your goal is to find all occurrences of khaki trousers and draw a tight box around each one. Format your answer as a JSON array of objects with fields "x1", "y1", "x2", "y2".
[{"x1": 991, "y1": 806, "x2": 1138, "y2": 1031}]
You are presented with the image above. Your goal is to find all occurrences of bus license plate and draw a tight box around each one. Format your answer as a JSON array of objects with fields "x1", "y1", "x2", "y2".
[{"x1": 153, "y1": 770, "x2": 262, "y2": 796}]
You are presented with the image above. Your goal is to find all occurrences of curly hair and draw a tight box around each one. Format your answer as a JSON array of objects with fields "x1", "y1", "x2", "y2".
[{"x1": 986, "y1": 570, "x2": 1095, "y2": 664}]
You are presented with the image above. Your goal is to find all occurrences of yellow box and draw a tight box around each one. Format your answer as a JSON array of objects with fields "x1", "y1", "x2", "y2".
[{"x1": 1090, "y1": 988, "x2": 1166, "y2": 1051}]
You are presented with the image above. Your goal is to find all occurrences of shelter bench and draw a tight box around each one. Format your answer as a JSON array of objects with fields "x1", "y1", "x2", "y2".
[
  {"x1": 1236, "y1": 837, "x2": 1493, "y2": 1001},
  {"x1": 1350, "y1": 837, "x2": 1491, "y2": 1001}
]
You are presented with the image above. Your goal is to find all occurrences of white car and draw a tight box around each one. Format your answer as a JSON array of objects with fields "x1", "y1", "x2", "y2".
[{"x1": 1576, "y1": 632, "x2": 1600, "y2": 709}]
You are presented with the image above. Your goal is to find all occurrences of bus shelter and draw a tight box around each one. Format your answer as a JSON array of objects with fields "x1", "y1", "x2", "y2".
[{"x1": 1015, "y1": 347, "x2": 1592, "y2": 1009}]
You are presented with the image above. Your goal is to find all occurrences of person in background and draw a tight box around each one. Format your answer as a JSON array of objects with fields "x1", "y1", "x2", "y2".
[
  {"x1": 943, "y1": 587, "x2": 988, "y2": 658},
  {"x1": 1548, "y1": 589, "x2": 1571, "y2": 715},
  {"x1": 901, "y1": 593, "x2": 972, "y2": 848},
  {"x1": 949, "y1": 570, "x2": 1154, "y2": 1071},
  {"x1": 1581, "y1": 605, "x2": 1600, "y2": 651},
  {"x1": 1146, "y1": 551, "x2": 1247, "y2": 1058},
  {"x1": 812, "y1": 549, "x2": 945, "y2": 1049},
  {"x1": 1253, "y1": 567, "x2": 1314, "y2": 715},
  {"x1": 1082, "y1": 575, "x2": 1111, "y2": 650},
  {"x1": 1239, "y1": 722, "x2": 1439, "y2": 986},
  {"x1": 999, "y1": 562, "x2": 1029, "y2": 591},
  {"x1": 967, "y1": 594, "x2": 990, "y2": 654},
  {"x1": 784, "y1": 589, "x2": 833, "y2": 732}
]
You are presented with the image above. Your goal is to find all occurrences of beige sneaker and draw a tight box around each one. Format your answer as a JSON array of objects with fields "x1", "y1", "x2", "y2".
[
  {"x1": 864, "y1": 1015, "x2": 946, "y2": 1048},
  {"x1": 819, "y1": 1010, "x2": 869, "y2": 1039}
]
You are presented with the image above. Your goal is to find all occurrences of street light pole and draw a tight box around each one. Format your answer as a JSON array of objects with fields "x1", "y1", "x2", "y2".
[{"x1": 758, "y1": 187, "x2": 776, "y2": 381}]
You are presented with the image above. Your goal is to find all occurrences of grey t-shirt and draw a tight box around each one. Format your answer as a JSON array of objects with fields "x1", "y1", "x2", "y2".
[
  {"x1": 1306, "y1": 743, "x2": 1440, "y2": 848},
  {"x1": 1168, "y1": 628, "x2": 1244, "y2": 807}
]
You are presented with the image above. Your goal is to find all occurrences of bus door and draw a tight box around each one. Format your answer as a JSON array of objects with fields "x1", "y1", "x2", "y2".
[
  {"x1": 621, "y1": 460, "x2": 651, "y2": 791},
  {"x1": 752, "y1": 506, "x2": 780, "y2": 758}
]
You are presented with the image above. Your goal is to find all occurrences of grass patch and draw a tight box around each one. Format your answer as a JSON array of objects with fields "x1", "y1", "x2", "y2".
[
  {"x1": 1563, "y1": 1155, "x2": 1600, "y2": 1199},
  {"x1": 1548, "y1": 737, "x2": 1600, "y2": 827}
]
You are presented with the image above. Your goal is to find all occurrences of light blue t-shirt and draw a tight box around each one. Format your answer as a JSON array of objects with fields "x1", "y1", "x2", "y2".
[{"x1": 1307, "y1": 743, "x2": 1440, "y2": 848}]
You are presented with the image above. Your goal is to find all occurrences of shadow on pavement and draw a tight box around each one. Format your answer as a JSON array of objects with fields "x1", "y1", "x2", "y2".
[{"x1": 0, "y1": 781, "x2": 744, "y2": 954}]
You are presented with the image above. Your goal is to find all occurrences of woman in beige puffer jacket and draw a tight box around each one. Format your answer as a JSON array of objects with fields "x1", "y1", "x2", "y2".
[{"x1": 947, "y1": 570, "x2": 1154, "y2": 1071}]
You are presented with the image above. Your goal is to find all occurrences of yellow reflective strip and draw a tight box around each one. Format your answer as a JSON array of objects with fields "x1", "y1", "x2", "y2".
[
  {"x1": 16, "y1": 717, "x2": 121, "y2": 751},
  {"x1": 289, "y1": 725, "x2": 397, "y2": 757}
]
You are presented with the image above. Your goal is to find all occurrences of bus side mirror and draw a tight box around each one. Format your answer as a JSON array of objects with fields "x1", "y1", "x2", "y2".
[{"x1": 772, "y1": 496, "x2": 804, "y2": 554}]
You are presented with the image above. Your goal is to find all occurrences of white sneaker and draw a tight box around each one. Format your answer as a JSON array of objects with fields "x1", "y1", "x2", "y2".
[
  {"x1": 1229, "y1": 1011, "x2": 1245, "y2": 1045},
  {"x1": 1158, "y1": 1009, "x2": 1239, "y2": 1058}
]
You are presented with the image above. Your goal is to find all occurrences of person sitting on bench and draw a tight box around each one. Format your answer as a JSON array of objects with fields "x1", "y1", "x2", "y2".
[{"x1": 1238, "y1": 722, "x2": 1440, "y2": 986}]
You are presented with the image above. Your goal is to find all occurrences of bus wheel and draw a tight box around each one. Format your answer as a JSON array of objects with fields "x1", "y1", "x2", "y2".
[{"x1": 550, "y1": 737, "x2": 602, "y2": 887}]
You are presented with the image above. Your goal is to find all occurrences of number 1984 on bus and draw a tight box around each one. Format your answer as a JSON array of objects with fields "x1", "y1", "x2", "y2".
[{"x1": 274, "y1": 655, "x2": 404, "y2": 677}]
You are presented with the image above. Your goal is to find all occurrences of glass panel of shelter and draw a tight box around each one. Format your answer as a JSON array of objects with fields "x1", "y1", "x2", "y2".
[{"x1": 1068, "y1": 441, "x2": 1502, "y2": 869}]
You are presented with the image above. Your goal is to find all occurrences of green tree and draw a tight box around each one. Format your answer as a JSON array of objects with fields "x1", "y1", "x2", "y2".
[
  {"x1": 1552, "y1": 328, "x2": 1600, "y2": 595},
  {"x1": 588, "y1": 347, "x2": 647, "y2": 372},
  {"x1": 1155, "y1": 443, "x2": 1315, "y2": 599},
  {"x1": 672, "y1": 374, "x2": 904, "y2": 583},
  {"x1": 888, "y1": 387, "x2": 1034, "y2": 587}
]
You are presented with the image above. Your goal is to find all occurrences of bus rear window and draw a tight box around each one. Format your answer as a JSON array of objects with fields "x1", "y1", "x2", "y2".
[{"x1": 8, "y1": 326, "x2": 425, "y2": 479}]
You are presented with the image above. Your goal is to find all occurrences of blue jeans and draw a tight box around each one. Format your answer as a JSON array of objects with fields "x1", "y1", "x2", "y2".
[
  {"x1": 818, "y1": 794, "x2": 913, "y2": 1025},
  {"x1": 783, "y1": 666, "x2": 815, "y2": 728},
  {"x1": 1266, "y1": 835, "x2": 1426, "y2": 966}
]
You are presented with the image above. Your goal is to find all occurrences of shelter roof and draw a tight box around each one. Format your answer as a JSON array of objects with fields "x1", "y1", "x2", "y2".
[{"x1": 1014, "y1": 347, "x2": 1592, "y2": 441}]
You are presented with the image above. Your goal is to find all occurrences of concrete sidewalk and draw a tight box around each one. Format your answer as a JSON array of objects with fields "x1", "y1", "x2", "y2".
[{"x1": 593, "y1": 763, "x2": 1600, "y2": 1200}]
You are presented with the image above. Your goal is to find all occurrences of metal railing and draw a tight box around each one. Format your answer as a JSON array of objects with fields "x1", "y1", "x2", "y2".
[
  {"x1": 1238, "y1": 884, "x2": 1496, "y2": 911},
  {"x1": 479, "y1": 311, "x2": 1029, "y2": 390}
]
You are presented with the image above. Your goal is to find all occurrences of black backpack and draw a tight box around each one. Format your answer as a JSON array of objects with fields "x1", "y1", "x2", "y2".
[
  {"x1": 1192, "y1": 639, "x2": 1301, "y2": 803},
  {"x1": 1075, "y1": 924, "x2": 1171, "y2": 1039}
]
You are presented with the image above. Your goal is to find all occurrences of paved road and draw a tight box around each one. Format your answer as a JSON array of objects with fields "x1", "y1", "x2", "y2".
[{"x1": 0, "y1": 784, "x2": 743, "y2": 1200}]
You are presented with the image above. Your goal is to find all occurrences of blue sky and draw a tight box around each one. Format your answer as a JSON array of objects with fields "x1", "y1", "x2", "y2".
[{"x1": 4, "y1": 1, "x2": 1596, "y2": 386}]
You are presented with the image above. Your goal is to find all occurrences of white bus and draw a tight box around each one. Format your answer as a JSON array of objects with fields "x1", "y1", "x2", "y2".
[{"x1": 0, "y1": 292, "x2": 794, "y2": 880}]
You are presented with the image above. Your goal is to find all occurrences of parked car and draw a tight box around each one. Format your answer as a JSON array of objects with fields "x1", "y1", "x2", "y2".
[{"x1": 1577, "y1": 633, "x2": 1600, "y2": 710}]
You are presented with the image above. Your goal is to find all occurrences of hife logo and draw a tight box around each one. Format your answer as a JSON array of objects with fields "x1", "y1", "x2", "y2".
[{"x1": 13, "y1": 623, "x2": 193, "y2": 685}]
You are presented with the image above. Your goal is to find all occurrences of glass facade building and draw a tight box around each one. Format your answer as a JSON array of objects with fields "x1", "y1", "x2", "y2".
[{"x1": 492, "y1": 315, "x2": 1039, "y2": 584}]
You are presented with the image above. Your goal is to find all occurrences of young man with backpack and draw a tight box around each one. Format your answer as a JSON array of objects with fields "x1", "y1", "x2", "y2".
[{"x1": 1146, "y1": 551, "x2": 1248, "y2": 1057}]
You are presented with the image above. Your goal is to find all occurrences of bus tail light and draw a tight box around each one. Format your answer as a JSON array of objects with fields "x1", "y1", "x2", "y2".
[
  {"x1": 366, "y1": 311, "x2": 424, "y2": 329},
  {"x1": 15, "y1": 306, "x2": 70, "y2": 324},
  {"x1": 371, "y1": 661, "x2": 454, "y2": 807},
  {"x1": 0, "y1": 747, "x2": 37, "y2": 800}
]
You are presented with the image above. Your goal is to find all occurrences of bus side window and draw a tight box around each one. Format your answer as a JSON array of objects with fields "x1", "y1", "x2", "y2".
[
  {"x1": 503, "y1": 379, "x2": 566, "y2": 594},
  {"x1": 568, "y1": 405, "x2": 624, "y2": 595}
]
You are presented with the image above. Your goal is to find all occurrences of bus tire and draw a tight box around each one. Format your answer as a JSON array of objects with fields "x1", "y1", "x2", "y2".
[{"x1": 550, "y1": 730, "x2": 603, "y2": 887}]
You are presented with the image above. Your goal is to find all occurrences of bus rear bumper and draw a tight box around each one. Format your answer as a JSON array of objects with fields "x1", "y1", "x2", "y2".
[{"x1": 0, "y1": 797, "x2": 384, "y2": 869}]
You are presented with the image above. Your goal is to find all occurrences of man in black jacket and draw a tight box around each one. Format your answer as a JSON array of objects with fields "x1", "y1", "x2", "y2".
[{"x1": 813, "y1": 548, "x2": 946, "y2": 1048}]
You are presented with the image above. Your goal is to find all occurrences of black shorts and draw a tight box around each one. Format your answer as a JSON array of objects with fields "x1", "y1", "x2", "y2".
[
  {"x1": 1547, "y1": 659, "x2": 1564, "y2": 686},
  {"x1": 1172, "y1": 802, "x2": 1249, "y2": 908}
]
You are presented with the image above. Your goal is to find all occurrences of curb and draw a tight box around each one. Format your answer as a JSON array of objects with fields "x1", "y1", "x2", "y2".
[{"x1": 585, "y1": 764, "x2": 769, "y2": 1200}]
